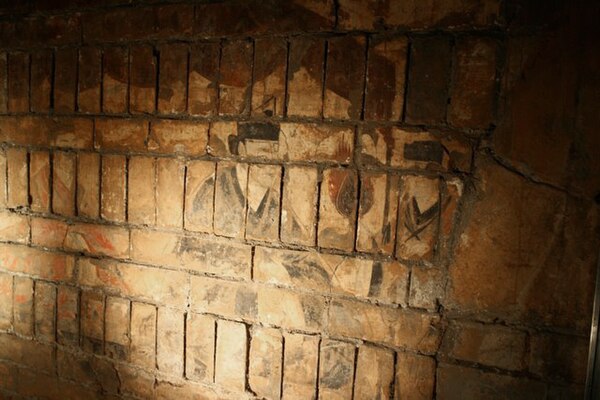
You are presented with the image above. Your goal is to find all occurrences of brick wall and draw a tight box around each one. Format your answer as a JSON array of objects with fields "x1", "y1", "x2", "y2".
[{"x1": 0, "y1": 0, "x2": 598, "y2": 399}]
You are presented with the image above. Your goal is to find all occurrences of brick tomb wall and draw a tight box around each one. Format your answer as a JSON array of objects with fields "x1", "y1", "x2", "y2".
[{"x1": 0, "y1": 0, "x2": 598, "y2": 399}]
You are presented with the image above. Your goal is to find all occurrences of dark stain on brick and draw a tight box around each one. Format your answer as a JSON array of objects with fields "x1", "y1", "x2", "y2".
[
  {"x1": 235, "y1": 288, "x2": 258, "y2": 318},
  {"x1": 368, "y1": 261, "x2": 383, "y2": 297},
  {"x1": 229, "y1": 122, "x2": 280, "y2": 155},
  {"x1": 404, "y1": 141, "x2": 444, "y2": 164}
]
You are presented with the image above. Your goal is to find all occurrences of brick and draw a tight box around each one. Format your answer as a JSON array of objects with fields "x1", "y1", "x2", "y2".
[
  {"x1": 16, "y1": 369, "x2": 58, "y2": 399},
  {"x1": 449, "y1": 37, "x2": 498, "y2": 129},
  {"x1": 13, "y1": 276, "x2": 33, "y2": 336},
  {"x1": 0, "y1": 332, "x2": 54, "y2": 371},
  {"x1": 357, "y1": 172, "x2": 399, "y2": 254},
  {"x1": 210, "y1": 121, "x2": 354, "y2": 163},
  {"x1": 246, "y1": 164, "x2": 281, "y2": 241},
  {"x1": 119, "y1": 364, "x2": 155, "y2": 399},
  {"x1": 148, "y1": 120, "x2": 209, "y2": 156},
  {"x1": 52, "y1": 151, "x2": 76, "y2": 216},
  {"x1": 57, "y1": 285, "x2": 79, "y2": 346},
  {"x1": 128, "y1": 156, "x2": 155, "y2": 225},
  {"x1": 57, "y1": 349, "x2": 120, "y2": 395},
  {"x1": 215, "y1": 320, "x2": 247, "y2": 393},
  {"x1": 186, "y1": 313, "x2": 215, "y2": 382},
  {"x1": 360, "y1": 127, "x2": 472, "y2": 172},
  {"x1": 409, "y1": 267, "x2": 445, "y2": 310},
  {"x1": 0, "y1": 272, "x2": 12, "y2": 330},
  {"x1": 181, "y1": 236, "x2": 252, "y2": 278},
  {"x1": 29, "y1": 150, "x2": 50, "y2": 212},
  {"x1": 184, "y1": 160, "x2": 214, "y2": 232},
  {"x1": 254, "y1": 247, "x2": 408, "y2": 305},
  {"x1": 81, "y1": 290, "x2": 104, "y2": 353},
  {"x1": 78, "y1": 47, "x2": 102, "y2": 113},
  {"x1": 103, "y1": 47, "x2": 129, "y2": 114},
  {"x1": 318, "y1": 168, "x2": 358, "y2": 251},
  {"x1": 0, "y1": 210, "x2": 29, "y2": 243},
  {"x1": 105, "y1": 296, "x2": 130, "y2": 360},
  {"x1": 445, "y1": 158, "x2": 592, "y2": 329},
  {"x1": 318, "y1": 339, "x2": 355, "y2": 399},
  {"x1": 154, "y1": 378, "x2": 228, "y2": 400},
  {"x1": 7, "y1": 52, "x2": 29, "y2": 112},
  {"x1": 6, "y1": 147, "x2": 28, "y2": 208},
  {"x1": 193, "y1": 1, "x2": 334, "y2": 37},
  {"x1": 281, "y1": 166, "x2": 318, "y2": 246},
  {"x1": 355, "y1": 345, "x2": 394, "y2": 399},
  {"x1": 0, "y1": 360, "x2": 17, "y2": 391},
  {"x1": 436, "y1": 364, "x2": 545, "y2": 400},
  {"x1": 395, "y1": 352, "x2": 436, "y2": 400},
  {"x1": 130, "y1": 302, "x2": 156, "y2": 369},
  {"x1": 282, "y1": 333, "x2": 319, "y2": 400},
  {"x1": 338, "y1": 0, "x2": 500, "y2": 30},
  {"x1": 396, "y1": 175, "x2": 440, "y2": 261},
  {"x1": 156, "y1": 308, "x2": 184, "y2": 376},
  {"x1": 287, "y1": 37, "x2": 325, "y2": 117},
  {"x1": 190, "y1": 276, "x2": 326, "y2": 331},
  {"x1": 130, "y1": 44, "x2": 156, "y2": 114},
  {"x1": 440, "y1": 321, "x2": 527, "y2": 371},
  {"x1": 214, "y1": 161, "x2": 248, "y2": 238},
  {"x1": 151, "y1": 3, "x2": 193, "y2": 34},
  {"x1": 189, "y1": 43, "x2": 218, "y2": 116},
  {"x1": 77, "y1": 152, "x2": 100, "y2": 218},
  {"x1": 82, "y1": 8, "x2": 153, "y2": 43},
  {"x1": 30, "y1": 50, "x2": 52, "y2": 112},
  {"x1": 78, "y1": 257, "x2": 188, "y2": 307},
  {"x1": 100, "y1": 154, "x2": 126, "y2": 222},
  {"x1": 34, "y1": 281, "x2": 56, "y2": 342},
  {"x1": 16, "y1": 14, "x2": 80, "y2": 47},
  {"x1": 249, "y1": 327, "x2": 282, "y2": 399},
  {"x1": 64, "y1": 222, "x2": 129, "y2": 258},
  {"x1": 57, "y1": 350, "x2": 100, "y2": 392},
  {"x1": 219, "y1": 40, "x2": 252, "y2": 115},
  {"x1": 0, "y1": 116, "x2": 39, "y2": 146},
  {"x1": 0, "y1": 53, "x2": 6, "y2": 113},
  {"x1": 258, "y1": 285, "x2": 327, "y2": 331},
  {"x1": 0, "y1": 149, "x2": 5, "y2": 207},
  {"x1": 48, "y1": 117, "x2": 95, "y2": 149},
  {"x1": 324, "y1": 36, "x2": 365, "y2": 120},
  {"x1": 328, "y1": 299, "x2": 441, "y2": 353},
  {"x1": 95, "y1": 119, "x2": 149, "y2": 152},
  {"x1": 15, "y1": 369, "x2": 58, "y2": 399},
  {"x1": 54, "y1": 48, "x2": 77, "y2": 112},
  {"x1": 156, "y1": 157, "x2": 185, "y2": 228},
  {"x1": 189, "y1": 277, "x2": 251, "y2": 320},
  {"x1": 440, "y1": 178, "x2": 464, "y2": 256},
  {"x1": 365, "y1": 36, "x2": 408, "y2": 121},
  {"x1": 529, "y1": 333, "x2": 587, "y2": 384},
  {"x1": 158, "y1": 44, "x2": 188, "y2": 114},
  {"x1": 0, "y1": 243, "x2": 75, "y2": 281},
  {"x1": 405, "y1": 37, "x2": 452, "y2": 125},
  {"x1": 252, "y1": 38, "x2": 286, "y2": 117},
  {"x1": 29, "y1": 175, "x2": 57, "y2": 219}
]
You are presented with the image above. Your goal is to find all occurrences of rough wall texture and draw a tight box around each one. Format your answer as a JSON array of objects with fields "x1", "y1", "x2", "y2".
[{"x1": 0, "y1": 0, "x2": 598, "y2": 399}]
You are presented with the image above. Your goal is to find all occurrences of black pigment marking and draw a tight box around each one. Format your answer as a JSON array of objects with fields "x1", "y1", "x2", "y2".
[
  {"x1": 228, "y1": 121, "x2": 280, "y2": 155},
  {"x1": 192, "y1": 176, "x2": 215, "y2": 213},
  {"x1": 235, "y1": 289, "x2": 258, "y2": 318},
  {"x1": 404, "y1": 140, "x2": 444, "y2": 164},
  {"x1": 321, "y1": 360, "x2": 352, "y2": 389},
  {"x1": 282, "y1": 255, "x2": 330, "y2": 283},
  {"x1": 300, "y1": 300, "x2": 321, "y2": 326},
  {"x1": 368, "y1": 261, "x2": 383, "y2": 297}
]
